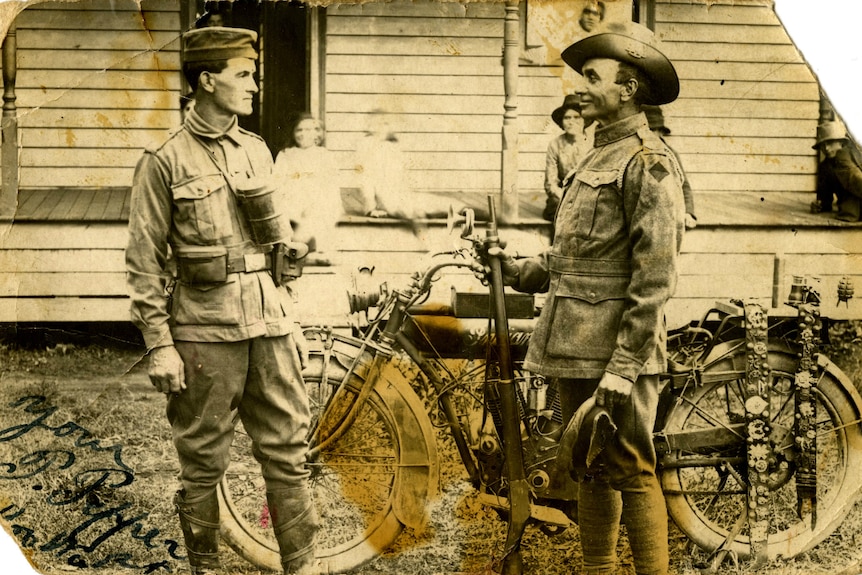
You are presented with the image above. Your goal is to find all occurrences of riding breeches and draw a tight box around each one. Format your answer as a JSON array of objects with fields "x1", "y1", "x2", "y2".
[{"x1": 167, "y1": 334, "x2": 311, "y2": 499}]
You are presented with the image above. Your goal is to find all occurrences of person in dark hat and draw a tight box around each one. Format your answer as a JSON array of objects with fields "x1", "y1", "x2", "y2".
[
  {"x1": 643, "y1": 105, "x2": 697, "y2": 229},
  {"x1": 126, "y1": 26, "x2": 318, "y2": 575},
  {"x1": 489, "y1": 21, "x2": 685, "y2": 575},
  {"x1": 811, "y1": 121, "x2": 862, "y2": 221},
  {"x1": 543, "y1": 94, "x2": 591, "y2": 225}
]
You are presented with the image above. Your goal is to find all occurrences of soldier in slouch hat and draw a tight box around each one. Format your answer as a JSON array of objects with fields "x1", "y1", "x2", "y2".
[
  {"x1": 811, "y1": 120, "x2": 862, "y2": 221},
  {"x1": 493, "y1": 21, "x2": 685, "y2": 575}
]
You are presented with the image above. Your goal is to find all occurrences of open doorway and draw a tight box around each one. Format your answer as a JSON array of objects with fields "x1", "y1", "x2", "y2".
[{"x1": 189, "y1": 0, "x2": 324, "y2": 155}]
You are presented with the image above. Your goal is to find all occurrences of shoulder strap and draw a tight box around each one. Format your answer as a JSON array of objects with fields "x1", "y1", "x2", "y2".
[{"x1": 185, "y1": 131, "x2": 242, "y2": 199}]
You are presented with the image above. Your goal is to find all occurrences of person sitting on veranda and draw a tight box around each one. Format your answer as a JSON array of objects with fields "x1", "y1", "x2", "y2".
[
  {"x1": 642, "y1": 105, "x2": 697, "y2": 229},
  {"x1": 811, "y1": 120, "x2": 862, "y2": 222},
  {"x1": 274, "y1": 113, "x2": 342, "y2": 259}
]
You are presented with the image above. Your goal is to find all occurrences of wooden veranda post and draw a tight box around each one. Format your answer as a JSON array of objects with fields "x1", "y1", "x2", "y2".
[
  {"x1": 500, "y1": 0, "x2": 519, "y2": 221},
  {"x1": 1, "y1": 21, "x2": 18, "y2": 220}
]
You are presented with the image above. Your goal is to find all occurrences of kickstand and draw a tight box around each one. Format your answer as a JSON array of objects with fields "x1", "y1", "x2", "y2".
[{"x1": 700, "y1": 510, "x2": 747, "y2": 574}]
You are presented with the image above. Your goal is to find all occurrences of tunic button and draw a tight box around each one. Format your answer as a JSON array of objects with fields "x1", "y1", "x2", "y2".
[{"x1": 589, "y1": 291, "x2": 596, "y2": 298}]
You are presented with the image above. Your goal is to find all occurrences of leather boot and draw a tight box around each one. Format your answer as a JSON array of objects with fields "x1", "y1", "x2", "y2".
[
  {"x1": 266, "y1": 486, "x2": 320, "y2": 575},
  {"x1": 174, "y1": 489, "x2": 220, "y2": 575}
]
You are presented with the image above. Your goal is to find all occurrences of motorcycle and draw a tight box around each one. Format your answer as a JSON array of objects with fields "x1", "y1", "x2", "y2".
[{"x1": 217, "y1": 197, "x2": 862, "y2": 574}]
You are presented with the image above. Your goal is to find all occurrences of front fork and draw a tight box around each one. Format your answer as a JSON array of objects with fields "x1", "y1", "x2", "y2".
[
  {"x1": 308, "y1": 290, "x2": 483, "y2": 486},
  {"x1": 484, "y1": 197, "x2": 531, "y2": 574},
  {"x1": 394, "y1": 330, "x2": 481, "y2": 484}
]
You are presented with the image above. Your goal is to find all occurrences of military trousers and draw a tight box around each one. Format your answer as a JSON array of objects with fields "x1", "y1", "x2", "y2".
[
  {"x1": 558, "y1": 374, "x2": 659, "y2": 491},
  {"x1": 560, "y1": 375, "x2": 668, "y2": 574},
  {"x1": 168, "y1": 334, "x2": 311, "y2": 499}
]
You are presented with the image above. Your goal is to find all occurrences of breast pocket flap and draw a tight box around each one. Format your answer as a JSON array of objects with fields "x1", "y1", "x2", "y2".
[
  {"x1": 172, "y1": 173, "x2": 227, "y2": 201},
  {"x1": 575, "y1": 169, "x2": 617, "y2": 189}
]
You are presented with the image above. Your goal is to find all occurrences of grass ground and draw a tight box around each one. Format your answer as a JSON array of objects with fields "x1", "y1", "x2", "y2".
[{"x1": 0, "y1": 329, "x2": 860, "y2": 575}]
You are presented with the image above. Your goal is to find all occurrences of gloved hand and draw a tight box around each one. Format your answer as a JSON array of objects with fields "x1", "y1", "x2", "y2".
[
  {"x1": 148, "y1": 345, "x2": 186, "y2": 395},
  {"x1": 485, "y1": 246, "x2": 520, "y2": 287}
]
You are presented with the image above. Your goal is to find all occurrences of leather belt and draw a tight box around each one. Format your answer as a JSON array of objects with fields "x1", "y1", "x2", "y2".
[
  {"x1": 548, "y1": 254, "x2": 631, "y2": 277},
  {"x1": 227, "y1": 252, "x2": 271, "y2": 274}
]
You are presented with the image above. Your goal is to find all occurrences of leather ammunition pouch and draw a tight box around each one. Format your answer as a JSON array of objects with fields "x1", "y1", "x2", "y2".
[
  {"x1": 271, "y1": 242, "x2": 309, "y2": 287},
  {"x1": 176, "y1": 247, "x2": 228, "y2": 284},
  {"x1": 176, "y1": 246, "x2": 272, "y2": 285}
]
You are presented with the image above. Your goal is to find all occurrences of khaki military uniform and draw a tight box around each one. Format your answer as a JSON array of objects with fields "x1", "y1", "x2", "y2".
[
  {"x1": 513, "y1": 112, "x2": 684, "y2": 575},
  {"x1": 126, "y1": 109, "x2": 310, "y2": 495},
  {"x1": 516, "y1": 112, "x2": 684, "y2": 384}
]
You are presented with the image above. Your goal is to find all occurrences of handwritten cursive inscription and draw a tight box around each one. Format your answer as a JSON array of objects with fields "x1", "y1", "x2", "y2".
[
  {"x1": 0, "y1": 395, "x2": 184, "y2": 573},
  {"x1": 0, "y1": 396, "x2": 130, "y2": 471}
]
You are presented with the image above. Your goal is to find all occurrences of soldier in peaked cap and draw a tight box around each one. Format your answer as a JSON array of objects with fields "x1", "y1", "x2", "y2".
[
  {"x1": 491, "y1": 21, "x2": 685, "y2": 575},
  {"x1": 126, "y1": 26, "x2": 319, "y2": 575}
]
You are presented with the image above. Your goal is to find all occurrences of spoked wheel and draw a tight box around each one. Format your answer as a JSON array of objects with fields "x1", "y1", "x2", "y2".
[
  {"x1": 425, "y1": 359, "x2": 538, "y2": 436},
  {"x1": 661, "y1": 342, "x2": 862, "y2": 560},
  {"x1": 219, "y1": 334, "x2": 438, "y2": 574}
]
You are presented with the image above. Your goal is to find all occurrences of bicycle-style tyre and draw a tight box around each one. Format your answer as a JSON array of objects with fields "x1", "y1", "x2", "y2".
[
  {"x1": 661, "y1": 341, "x2": 862, "y2": 560},
  {"x1": 218, "y1": 333, "x2": 439, "y2": 574}
]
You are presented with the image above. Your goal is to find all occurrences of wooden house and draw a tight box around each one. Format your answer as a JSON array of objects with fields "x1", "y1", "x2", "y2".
[{"x1": 0, "y1": 0, "x2": 860, "y2": 331}]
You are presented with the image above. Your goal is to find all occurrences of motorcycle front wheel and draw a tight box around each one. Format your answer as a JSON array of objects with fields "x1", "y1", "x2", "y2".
[{"x1": 218, "y1": 333, "x2": 439, "y2": 573}]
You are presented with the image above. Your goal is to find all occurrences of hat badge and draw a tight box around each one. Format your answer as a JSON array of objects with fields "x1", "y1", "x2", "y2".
[{"x1": 624, "y1": 39, "x2": 645, "y2": 59}]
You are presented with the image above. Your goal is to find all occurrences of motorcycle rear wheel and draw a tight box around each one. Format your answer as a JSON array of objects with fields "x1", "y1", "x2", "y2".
[{"x1": 661, "y1": 342, "x2": 862, "y2": 560}]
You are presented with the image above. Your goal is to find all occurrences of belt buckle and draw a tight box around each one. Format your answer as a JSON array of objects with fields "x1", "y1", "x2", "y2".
[{"x1": 243, "y1": 252, "x2": 265, "y2": 272}]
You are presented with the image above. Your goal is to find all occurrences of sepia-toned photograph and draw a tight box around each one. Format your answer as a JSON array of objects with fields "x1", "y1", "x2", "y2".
[{"x1": 0, "y1": 1, "x2": 861, "y2": 574}]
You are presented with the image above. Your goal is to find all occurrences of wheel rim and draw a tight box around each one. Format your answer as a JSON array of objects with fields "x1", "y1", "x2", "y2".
[{"x1": 306, "y1": 377, "x2": 401, "y2": 556}]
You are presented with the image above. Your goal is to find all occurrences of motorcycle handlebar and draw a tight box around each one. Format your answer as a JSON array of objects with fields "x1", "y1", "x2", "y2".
[
  {"x1": 349, "y1": 198, "x2": 516, "y2": 314},
  {"x1": 346, "y1": 255, "x2": 482, "y2": 315}
]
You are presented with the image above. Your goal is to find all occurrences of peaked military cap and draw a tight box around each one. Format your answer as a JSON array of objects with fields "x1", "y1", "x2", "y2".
[
  {"x1": 561, "y1": 21, "x2": 679, "y2": 106},
  {"x1": 182, "y1": 26, "x2": 258, "y2": 63}
]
